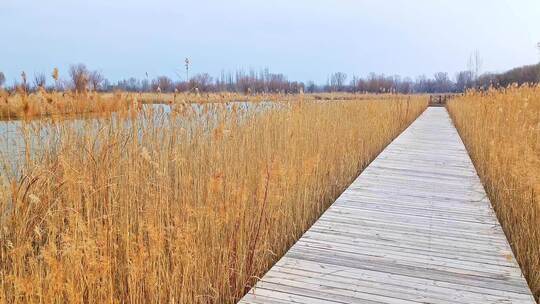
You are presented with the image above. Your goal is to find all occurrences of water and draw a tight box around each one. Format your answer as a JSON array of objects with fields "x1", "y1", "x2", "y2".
[{"x1": 0, "y1": 102, "x2": 284, "y2": 176}]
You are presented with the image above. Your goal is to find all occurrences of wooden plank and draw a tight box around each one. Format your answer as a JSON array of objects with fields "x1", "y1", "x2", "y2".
[
  {"x1": 319, "y1": 208, "x2": 503, "y2": 232},
  {"x1": 286, "y1": 246, "x2": 525, "y2": 284},
  {"x1": 294, "y1": 237, "x2": 516, "y2": 269},
  {"x1": 263, "y1": 265, "x2": 530, "y2": 304},
  {"x1": 305, "y1": 226, "x2": 511, "y2": 256},
  {"x1": 271, "y1": 258, "x2": 533, "y2": 302},
  {"x1": 240, "y1": 108, "x2": 535, "y2": 304},
  {"x1": 301, "y1": 230, "x2": 515, "y2": 265}
]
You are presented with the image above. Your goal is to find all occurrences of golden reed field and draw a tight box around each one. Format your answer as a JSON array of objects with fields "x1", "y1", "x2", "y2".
[
  {"x1": 448, "y1": 85, "x2": 540, "y2": 301},
  {"x1": 0, "y1": 89, "x2": 404, "y2": 121},
  {"x1": 0, "y1": 94, "x2": 427, "y2": 303}
]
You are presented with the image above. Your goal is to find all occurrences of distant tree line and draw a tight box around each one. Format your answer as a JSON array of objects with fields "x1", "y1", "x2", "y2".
[
  {"x1": 475, "y1": 63, "x2": 540, "y2": 88},
  {"x1": 109, "y1": 69, "x2": 305, "y2": 94},
  {"x1": 325, "y1": 63, "x2": 540, "y2": 93},
  {"x1": 1, "y1": 62, "x2": 539, "y2": 94}
]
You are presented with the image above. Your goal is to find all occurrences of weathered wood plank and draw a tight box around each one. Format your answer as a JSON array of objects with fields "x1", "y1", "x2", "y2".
[
  {"x1": 301, "y1": 230, "x2": 515, "y2": 265},
  {"x1": 272, "y1": 258, "x2": 534, "y2": 301},
  {"x1": 240, "y1": 108, "x2": 535, "y2": 304}
]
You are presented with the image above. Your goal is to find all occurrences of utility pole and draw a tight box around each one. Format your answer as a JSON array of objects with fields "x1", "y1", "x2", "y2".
[
  {"x1": 536, "y1": 42, "x2": 540, "y2": 83},
  {"x1": 185, "y1": 58, "x2": 190, "y2": 82}
]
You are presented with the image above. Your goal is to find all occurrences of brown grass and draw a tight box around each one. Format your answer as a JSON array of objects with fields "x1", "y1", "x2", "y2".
[
  {"x1": 0, "y1": 96, "x2": 427, "y2": 303},
  {"x1": 0, "y1": 89, "x2": 418, "y2": 121},
  {"x1": 138, "y1": 92, "x2": 414, "y2": 104},
  {"x1": 0, "y1": 90, "x2": 132, "y2": 121},
  {"x1": 448, "y1": 85, "x2": 540, "y2": 301}
]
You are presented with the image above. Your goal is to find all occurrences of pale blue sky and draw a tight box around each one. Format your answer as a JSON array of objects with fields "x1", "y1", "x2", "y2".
[{"x1": 1, "y1": 0, "x2": 539, "y2": 84}]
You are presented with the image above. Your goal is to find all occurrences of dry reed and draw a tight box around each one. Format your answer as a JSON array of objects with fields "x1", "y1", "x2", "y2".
[
  {"x1": 0, "y1": 96, "x2": 427, "y2": 303},
  {"x1": 0, "y1": 90, "x2": 132, "y2": 121},
  {"x1": 448, "y1": 85, "x2": 540, "y2": 301},
  {"x1": 0, "y1": 89, "x2": 415, "y2": 121}
]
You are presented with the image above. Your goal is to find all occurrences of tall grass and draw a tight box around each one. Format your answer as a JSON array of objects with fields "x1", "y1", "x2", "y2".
[
  {"x1": 0, "y1": 97, "x2": 427, "y2": 303},
  {"x1": 0, "y1": 89, "x2": 415, "y2": 120},
  {"x1": 0, "y1": 90, "x2": 133, "y2": 120},
  {"x1": 448, "y1": 85, "x2": 540, "y2": 301},
  {"x1": 138, "y1": 92, "x2": 409, "y2": 104}
]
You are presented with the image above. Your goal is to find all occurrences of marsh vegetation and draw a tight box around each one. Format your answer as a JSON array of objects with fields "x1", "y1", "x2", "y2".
[{"x1": 0, "y1": 95, "x2": 427, "y2": 303}]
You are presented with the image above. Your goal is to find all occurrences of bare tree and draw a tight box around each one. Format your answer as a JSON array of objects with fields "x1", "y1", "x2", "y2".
[
  {"x1": 349, "y1": 76, "x2": 359, "y2": 93},
  {"x1": 330, "y1": 72, "x2": 347, "y2": 91},
  {"x1": 89, "y1": 70, "x2": 105, "y2": 91},
  {"x1": 306, "y1": 81, "x2": 317, "y2": 93},
  {"x1": 69, "y1": 64, "x2": 89, "y2": 93},
  {"x1": 141, "y1": 79, "x2": 150, "y2": 92},
  {"x1": 433, "y1": 72, "x2": 453, "y2": 92},
  {"x1": 117, "y1": 78, "x2": 141, "y2": 92},
  {"x1": 190, "y1": 73, "x2": 213, "y2": 92},
  {"x1": 468, "y1": 50, "x2": 482, "y2": 83},
  {"x1": 456, "y1": 71, "x2": 474, "y2": 92},
  {"x1": 33, "y1": 73, "x2": 47, "y2": 89},
  {"x1": 0, "y1": 72, "x2": 5, "y2": 89},
  {"x1": 537, "y1": 42, "x2": 540, "y2": 80},
  {"x1": 152, "y1": 76, "x2": 174, "y2": 92}
]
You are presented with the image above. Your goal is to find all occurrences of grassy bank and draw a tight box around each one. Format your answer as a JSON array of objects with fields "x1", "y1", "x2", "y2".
[
  {"x1": 1, "y1": 89, "x2": 418, "y2": 121},
  {"x1": 448, "y1": 85, "x2": 540, "y2": 301},
  {"x1": 0, "y1": 97, "x2": 427, "y2": 303}
]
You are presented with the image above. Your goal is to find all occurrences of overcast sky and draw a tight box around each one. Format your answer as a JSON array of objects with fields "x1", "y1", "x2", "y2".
[{"x1": 1, "y1": 0, "x2": 539, "y2": 84}]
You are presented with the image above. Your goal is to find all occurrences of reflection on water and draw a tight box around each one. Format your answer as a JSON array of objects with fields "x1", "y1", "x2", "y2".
[{"x1": 0, "y1": 102, "x2": 282, "y2": 177}]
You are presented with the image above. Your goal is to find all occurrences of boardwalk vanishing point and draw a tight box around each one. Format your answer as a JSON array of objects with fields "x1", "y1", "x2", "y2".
[{"x1": 240, "y1": 107, "x2": 535, "y2": 304}]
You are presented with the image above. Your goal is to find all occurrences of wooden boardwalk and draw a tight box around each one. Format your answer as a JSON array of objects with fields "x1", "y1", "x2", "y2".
[{"x1": 240, "y1": 107, "x2": 535, "y2": 304}]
